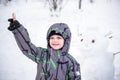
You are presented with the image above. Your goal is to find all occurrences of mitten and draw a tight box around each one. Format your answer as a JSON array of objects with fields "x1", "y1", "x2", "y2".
[{"x1": 8, "y1": 18, "x2": 21, "y2": 31}]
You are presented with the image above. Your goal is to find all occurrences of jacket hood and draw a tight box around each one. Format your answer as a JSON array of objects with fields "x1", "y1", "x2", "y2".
[{"x1": 47, "y1": 23, "x2": 71, "y2": 55}]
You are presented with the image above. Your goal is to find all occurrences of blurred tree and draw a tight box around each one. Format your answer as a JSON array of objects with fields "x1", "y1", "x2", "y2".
[
  {"x1": 90, "y1": 0, "x2": 94, "y2": 3},
  {"x1": 0, "y1": 0, "x2": 12, "y2": 5},
  {"x1": 47, "y1": 0, "x2": 67, "y2": 17},
  {"x1": 79, "y1": 0, "x2": 82, "y2": 9}
]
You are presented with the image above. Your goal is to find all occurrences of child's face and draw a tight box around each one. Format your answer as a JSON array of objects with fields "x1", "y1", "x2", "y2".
[{"x1": 49, "y1": 35, "x2": 64, "y2": 50}]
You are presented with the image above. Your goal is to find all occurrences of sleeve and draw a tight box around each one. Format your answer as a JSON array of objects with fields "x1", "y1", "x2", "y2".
[
  {"x1": 74, "y1": 62, "x2": 81, "y2": 80},
  {"x1": 12, "y1": 25, "x2": 42, "y2": 63},
  {"x1": 67, "y1": 54, "x2": 81, "y2": 80},
  {"x1": 68, "y1": 62, "x2": 81, "y2": 80}
]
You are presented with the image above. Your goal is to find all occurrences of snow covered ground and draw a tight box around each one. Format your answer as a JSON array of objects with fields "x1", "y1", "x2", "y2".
[{"x1": 0, "y1": 0, "x2": 120, "y2": 80}]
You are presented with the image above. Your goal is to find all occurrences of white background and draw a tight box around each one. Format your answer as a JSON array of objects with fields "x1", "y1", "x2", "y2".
[{"x1": 0, "y1": 0, "x2": 120, "y2": 80}]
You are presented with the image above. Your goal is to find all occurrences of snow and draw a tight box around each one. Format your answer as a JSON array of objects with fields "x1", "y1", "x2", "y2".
[{"x1": 0, "y1": 0, "x2": 120, "y2": 80}]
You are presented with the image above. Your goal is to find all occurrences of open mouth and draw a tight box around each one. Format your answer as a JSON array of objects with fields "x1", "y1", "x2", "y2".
[{"x1": 52, "y1": 44, "x2": 59, "y2": 46}]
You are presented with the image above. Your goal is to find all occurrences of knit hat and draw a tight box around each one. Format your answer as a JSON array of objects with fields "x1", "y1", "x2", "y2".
[{"x1": 48, "y1": 30, "x2": 63, "y2": 39}]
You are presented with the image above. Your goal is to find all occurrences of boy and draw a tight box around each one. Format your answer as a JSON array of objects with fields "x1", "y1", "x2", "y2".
[{"x1": 8, "y1": 14, "x2": 81, "y2": 80}]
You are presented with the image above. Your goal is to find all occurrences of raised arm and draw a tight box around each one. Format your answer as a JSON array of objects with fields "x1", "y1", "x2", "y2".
[{"x1": 8, "y1": 13, "x2": 41, "y2": 63}]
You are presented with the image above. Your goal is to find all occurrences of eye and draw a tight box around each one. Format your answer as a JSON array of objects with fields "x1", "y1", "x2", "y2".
[
  {"x1": 92, "y1": 40, "x2": 95, "y2": 43},
  {"x1": 50, "y1": 36, "x2": 54, "y2": 39},
  {"x1": 80, "y1": 39, "x2": 83, "y2": 42},
  {"x1": 57, "y1": 36, "x2": 62, "y2": 39}
]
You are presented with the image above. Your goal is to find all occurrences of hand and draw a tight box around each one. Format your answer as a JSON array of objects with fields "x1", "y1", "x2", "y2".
[
  {"x1": 12, "y1": 13, "x2": 16, "y2": 21},
  {"x1": 8, "y1": 13, "x2": 16, "y2": 22},
  {"x1": 8, "y1": 13, "x2": 21, "y2": 31}
]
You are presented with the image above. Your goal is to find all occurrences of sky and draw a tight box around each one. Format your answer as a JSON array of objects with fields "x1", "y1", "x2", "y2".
[{"x1": 0, "y1": 0, "x2": 120, "y2": 80}]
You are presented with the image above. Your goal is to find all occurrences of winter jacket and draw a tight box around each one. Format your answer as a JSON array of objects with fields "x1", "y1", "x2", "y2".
[{"x1": 9, "y1": 21, "x2": 81, "y2": 80}]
